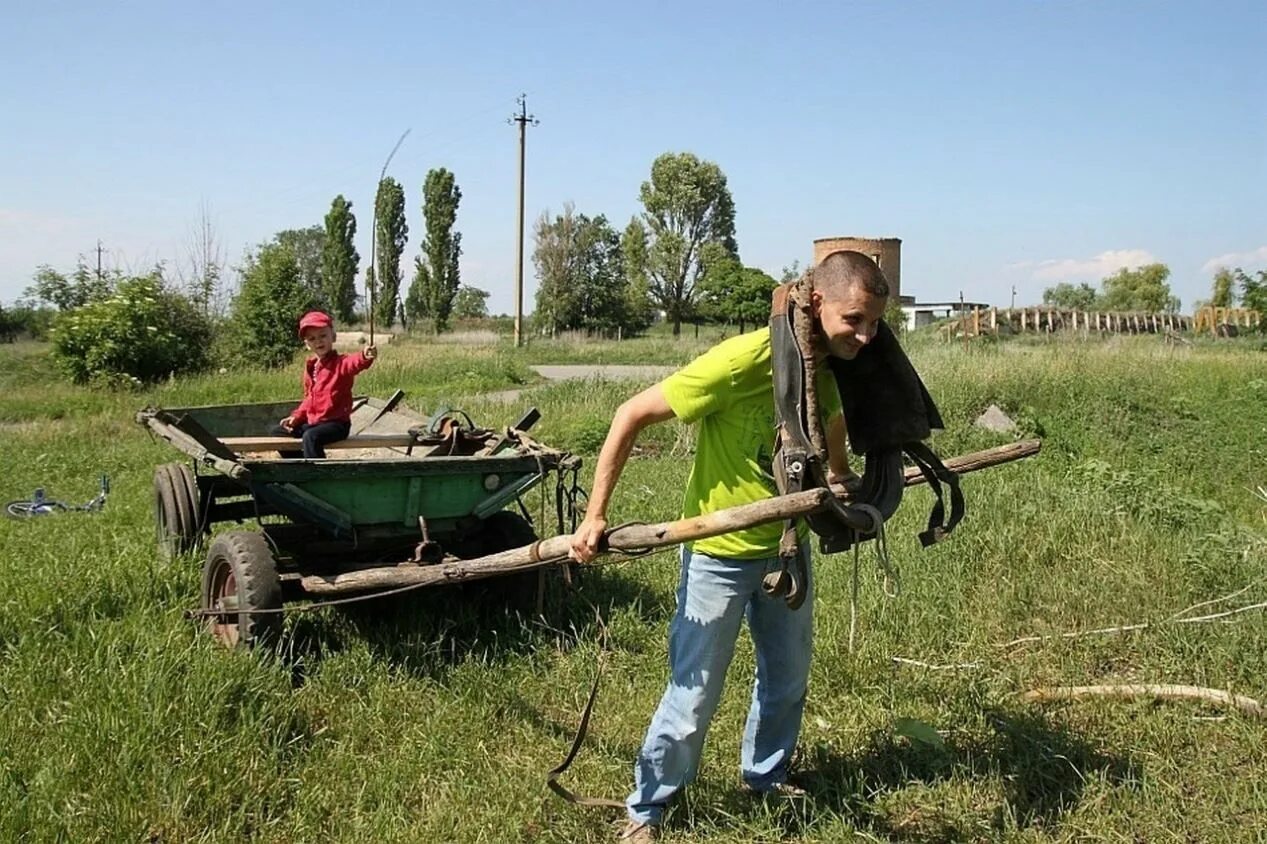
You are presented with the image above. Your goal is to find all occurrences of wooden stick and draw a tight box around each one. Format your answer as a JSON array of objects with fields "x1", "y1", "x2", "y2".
[
  {"x1": 1022, "y1": 684, "x2": 1266, "y2": 719},
  {"x1": 300, "y1": 439, "x2": 1041, "y2": 596}
]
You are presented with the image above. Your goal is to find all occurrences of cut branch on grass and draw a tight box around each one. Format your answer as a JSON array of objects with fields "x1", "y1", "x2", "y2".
[
  {"x1": 891, "y1": 656, "x2": 982, "y2": 671},
  {"x1": 997, "y1": 623, "x2": 1150, "y2": 648},
  {"x1": 1166, "y1": 582, "x2": 1260, "y2": 621},
  {"x1": 997, "y1": 583, "x2": 1267, "y2": 649},
  {"x1": 1022, "y1": 684, "x2": 1266, "y2": 719},
  {"x1": 1171, "y1": 600, "x2": 1267, "y2": 625}
]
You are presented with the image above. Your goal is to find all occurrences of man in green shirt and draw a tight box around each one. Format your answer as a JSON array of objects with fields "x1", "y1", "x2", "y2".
[{"x1": 569, "y1": 250, "x2": 889, "y2": 842}]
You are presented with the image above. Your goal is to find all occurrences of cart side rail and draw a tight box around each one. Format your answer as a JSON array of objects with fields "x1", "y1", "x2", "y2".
[{"x1": 136, "y1": 408, "x2": 250, "y2": 480}]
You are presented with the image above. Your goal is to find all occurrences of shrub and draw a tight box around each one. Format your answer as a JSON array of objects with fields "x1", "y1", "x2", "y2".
[{"x1": 51, "y1": 274, "x2": 213, "y2": 384}]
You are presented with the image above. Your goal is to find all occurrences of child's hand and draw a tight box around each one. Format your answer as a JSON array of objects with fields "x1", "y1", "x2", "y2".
[
  {"x1": 280, "y1": 416, "x2": 296, "y2": 433},
  {"x1": 363, "y1": 345, "x2": 377, "y2": 361}
]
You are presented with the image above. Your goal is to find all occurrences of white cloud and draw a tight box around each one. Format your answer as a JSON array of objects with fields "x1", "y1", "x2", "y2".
[
  {"x1": 1011, "y1": 249, "x2": 1160, "y2": 283},
  {"x1": 1201, "y1": 246, "x2": 1267, "y2": 275}
]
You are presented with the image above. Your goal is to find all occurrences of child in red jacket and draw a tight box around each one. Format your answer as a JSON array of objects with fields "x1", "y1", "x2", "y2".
[{"x1": 273, "y1": 311, "x2": 376, "y2": 458}]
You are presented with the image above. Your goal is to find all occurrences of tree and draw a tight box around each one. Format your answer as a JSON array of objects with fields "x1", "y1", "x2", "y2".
[
  {"x1": 228, "y1": 243, "x2": 315, "y2": 367},
  {"x1": 1237, "y1": 268, "x2": 1267, "y2": 331},
  {"x1": 321, "y1": 196, "x2": 360, "y2": 322},
  {"x1": 1210, "y1": 267, "x2": 1237, "y2": 309},
  {"x1": 0, "y1": 303, "x2": 14, "y2": 343},
  {"x1": 24, "y1": 263, "x2": 111, "y2": 311},
  {"x1": 533, "y1": 205, "x2": 627, "y2": 335},
  {"x1": 274, "y1": 226, "x2": 326, "y2": 304},
  {"x1": 404, "y1": 261, "x2": 429, "y2": 328},
  {"x1": 698, "y1": 258, "x2": 777, "y2": 333},
  {"x1": 778, "y1": 261, "x2": 802, "y2": 286},
  {"x1": 631, "y1": 152, "x2": 738, "y2": 336},
  {"x1": 452, "y1": 286, "x2": 490, "y2": 320},
  {"x1": 1099, "y1": 263, "x2": 1179, "y2": 312},
  {"x1": 1042, "y1": 282, "x2": 1100, "y2": 310},
  {"x1": 406, "y1": 168, "x2": 463, "y2": 332},
  {"x1": 621, "y1": 218, "x2": 655, "y2": 335},
  {"x1": 181, "y1": 201, "x2": 225, "y2": 316},
  {"x1": 373, "y1": 177, "x2": 408, "y2": 329}
]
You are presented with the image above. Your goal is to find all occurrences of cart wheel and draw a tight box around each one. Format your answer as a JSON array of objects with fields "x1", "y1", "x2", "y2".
[
  {"x1": 200, "y1": 531, "x2": 283, "y2": 649},
  {"x1": 154, "y1": 463, "x2": 198, "y2": 558},
  {"x1": 172, "y1": 463, "x2": 203, "y2": 538},
  {"x1": 483, "y1": 510, "x2": 539, "y2": 550},
  {"x1": 479, "y1": 511, "x2": 565, "y2": 605}
]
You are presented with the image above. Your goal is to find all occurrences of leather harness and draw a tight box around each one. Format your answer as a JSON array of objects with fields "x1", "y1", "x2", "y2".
[{"x1": 764, "y1": 273, "x2": 965, "y2": 608}]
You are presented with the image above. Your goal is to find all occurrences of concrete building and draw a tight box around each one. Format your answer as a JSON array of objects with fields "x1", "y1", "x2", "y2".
[
  {"x1": 813, "y1": 236, "x2": 902, "y2": 300},
  {"x1": 899, "y1": 298, "x2": 990, "y2": 332}
]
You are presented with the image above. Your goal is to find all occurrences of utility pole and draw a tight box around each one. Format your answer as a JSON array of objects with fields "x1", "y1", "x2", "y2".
[
  {"x1": 1010, "y1": 285, "x2": 1016, "y2": 310},
  {"x1": 96, "y1": 240, "x2": 104, "y2": 284},
  {"x1": 508, "y1": 93, "x2": 538, "y2": 348},
  {"x1": 960, "y1": 290, "x2": 968, "y2": 351}
]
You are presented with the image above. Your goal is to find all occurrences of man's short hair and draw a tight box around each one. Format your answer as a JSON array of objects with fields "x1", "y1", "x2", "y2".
[{"x1": 812, "y1": 250, "x2": 890, "y2": 299}]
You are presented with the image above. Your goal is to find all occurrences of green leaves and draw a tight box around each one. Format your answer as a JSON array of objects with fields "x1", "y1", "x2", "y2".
[
  {"x1": 407, "y1": 168, "x2": 463, "y2": 332},
  {"x1": 227, "y1": 243, "x2": 314, "y2": 369},
  {"x1": 532, "y1": 205, "x2": 635, "y2": 336},
  {"x1": 1042, "y1": 281, "x2": 1100, "y2": 310},
  {"x1": 452, "y1": 287, "x2": 489, "y2": 320},
  {"x1": 893, "y1": 717, "x2": 946, "y2": 751},
  {"x1": 321, "y1": 196, "x2": 360, "y2": 323},
  {"x1": 1099, "y1": 263, "x2": 1178, "y2": 313},
  {"x1": 50, "y1": 273, "x2": 212, "y2": 383},
  {"x1": 637, "y1": 152, "x2": 738, "y2": 335},
  {"x1": 373, "y1": 177, "x2": 408, "y2": 329},
  {"x1": 696, "y1": 256, "x2": 776, "y2": 333}
]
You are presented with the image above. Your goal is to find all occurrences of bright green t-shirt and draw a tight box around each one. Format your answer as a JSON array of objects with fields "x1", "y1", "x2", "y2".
[{"x1": 661, "y1": 327, "x2": 842, "y2": 559}]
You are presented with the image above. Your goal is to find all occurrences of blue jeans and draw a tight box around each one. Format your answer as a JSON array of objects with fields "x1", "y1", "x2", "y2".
[
  {"x1": 627, "y1": 543, "x2": 813, "y2": 825},
  {"x1": 270, "y1": 419, "x2": 351, "y2": 459}
]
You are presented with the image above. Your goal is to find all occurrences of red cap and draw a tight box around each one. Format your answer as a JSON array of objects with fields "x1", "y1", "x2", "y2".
[{"x1": 298, "y1": 311, "x2": 333, "y2": 336}]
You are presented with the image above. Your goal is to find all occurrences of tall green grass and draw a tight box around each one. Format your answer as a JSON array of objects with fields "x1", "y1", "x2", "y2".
[{"x1": 0, "y1": 333, "x2": 1264, "y2": 842}]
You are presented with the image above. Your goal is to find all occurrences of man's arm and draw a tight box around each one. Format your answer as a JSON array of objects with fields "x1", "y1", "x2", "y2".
[
  {"x1": 825, "y1": 412, "x2": 859, "y2": 489},
  {"x1": 568, "y1": 383, "x2": 676, "y2": 562}
]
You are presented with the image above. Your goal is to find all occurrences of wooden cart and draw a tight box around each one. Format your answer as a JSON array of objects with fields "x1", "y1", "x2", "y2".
[{"x1": 137, "y1": 396, "x2": 578, "y2": 647}]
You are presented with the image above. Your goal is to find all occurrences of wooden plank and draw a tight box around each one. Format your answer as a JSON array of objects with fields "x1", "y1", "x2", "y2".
[{"x1": 222, "y1": 434, "x2": 419, "y2": 452}]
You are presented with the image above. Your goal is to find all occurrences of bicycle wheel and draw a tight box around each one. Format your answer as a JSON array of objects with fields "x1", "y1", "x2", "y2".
[{"x1": 6, "y1": 500, "x2": 68, "y2": 519}]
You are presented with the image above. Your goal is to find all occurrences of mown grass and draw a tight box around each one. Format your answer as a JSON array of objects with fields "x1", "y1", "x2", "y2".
[{"x1": 1, "y1": 332, "x2": 1265, "y2": 842}]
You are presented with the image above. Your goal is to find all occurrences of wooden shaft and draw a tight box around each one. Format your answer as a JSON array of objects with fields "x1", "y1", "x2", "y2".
[{"x1": 299, "y1": 439, "x2": 1041, "y2": 596}]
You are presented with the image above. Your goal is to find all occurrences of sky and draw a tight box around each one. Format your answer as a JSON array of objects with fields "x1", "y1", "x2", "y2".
[{"x1": 2, "y1": 0, "x2": 1264, "y2": 314}]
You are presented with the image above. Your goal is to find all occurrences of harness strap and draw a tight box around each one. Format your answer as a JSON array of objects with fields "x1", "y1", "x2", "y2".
[
  {"x1": 903, "y1": 442, "x2": 964, "y2": 546},
  {"x1": 546, "y1": 656, "x2": 625, "y2": 809}
]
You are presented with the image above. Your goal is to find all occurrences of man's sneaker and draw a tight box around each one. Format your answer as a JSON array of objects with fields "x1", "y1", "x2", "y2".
[
  {"x1": 616, "y1": 819, "x2": 658, "y2": 842},
  {"x1": 745, "y1": 780, "x2": 809, "y2": 798},
  {"x1": 767, "y1": 781, "x2": 808, "y2": 797}
]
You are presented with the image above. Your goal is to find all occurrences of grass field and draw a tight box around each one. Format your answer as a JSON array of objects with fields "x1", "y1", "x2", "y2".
[{"x1": 1, "y1": 331, "x2": 1266, "y2": 842}]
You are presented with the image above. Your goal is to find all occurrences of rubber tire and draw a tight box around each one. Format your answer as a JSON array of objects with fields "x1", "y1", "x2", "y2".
[
  {"x1": 155, "y1": 463, "x2": 200, "y2": 557},
  {"x1": 471, "y1": 511, "x2": 557, "y2": 603},
  {"x1": 482, "y1": 510, "x2": 540, "y2": 552},
  {"x1": 200, "y1": 531, "x2": 283, "y2": 649},
  {"x1": 154, "y1": 465, "x2": 187, "y2": 559},
  {"x1": 171, "y1": 463, "x2": 203, "y2": 539}
]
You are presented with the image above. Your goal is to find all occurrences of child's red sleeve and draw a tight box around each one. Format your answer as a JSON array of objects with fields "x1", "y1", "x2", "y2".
[{"x1": 343, "y1": 351, "x2": 374, "y2": 375}]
